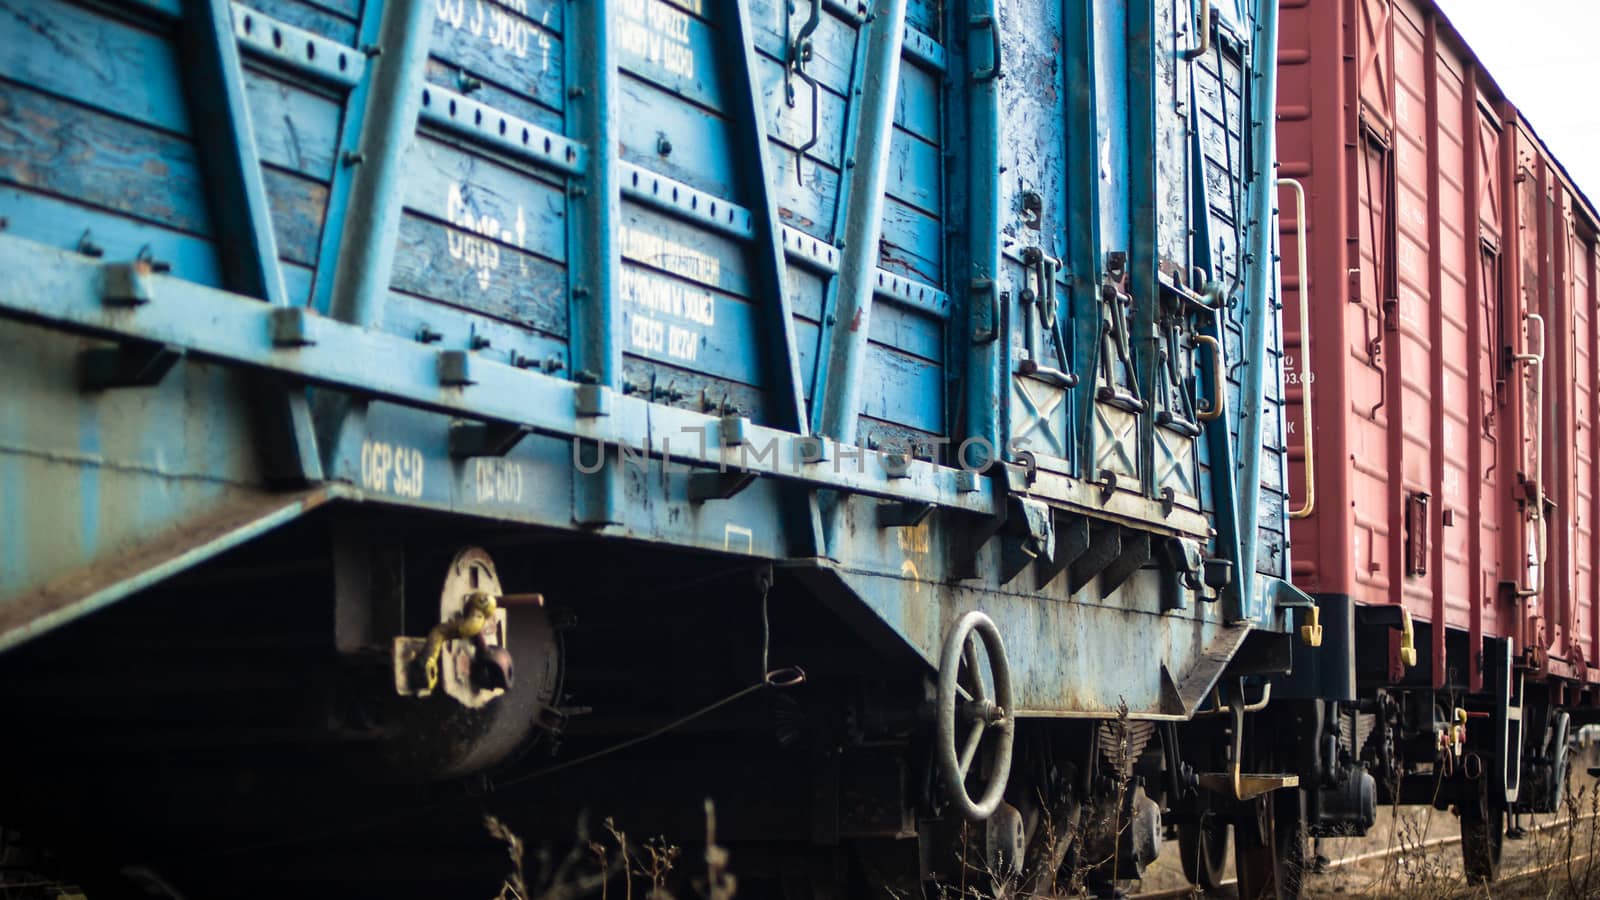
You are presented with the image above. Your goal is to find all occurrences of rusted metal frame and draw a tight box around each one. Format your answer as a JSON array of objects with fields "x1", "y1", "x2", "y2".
[
  {"x1": 811, "y1": 0, "x2": 908, "y2": 445},
  {"x1": 721, "y1": 0, "x2": 825, "y2": 557},
  {"x1": 307, "y1": 0, "x2": 435, "y2": 475},
  {"x1": 1230, "y1": 0, "x2": 1283, "y2": 623},
  {"x1": 566, "y1": 0, "x2": 622, "y2": 526},
  {"x1": 0, "y1": 237, "x2": 1001, "y2": 515},
  {"x1": 177, "y1": 0, "x2": 323, "y2": 484},
  {"x1": 1127, "y1": 0, "x2": 1161, "y2": 499},
  {"x1": 1463, "y1": 62, "x2": 1486, "y2": 692},
  {"x1": 1423, "y1": 13, "x2": 1446, "y2": 688}
]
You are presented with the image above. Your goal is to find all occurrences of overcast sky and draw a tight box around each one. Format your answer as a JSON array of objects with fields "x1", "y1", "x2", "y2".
[{"x1": 1433, "y1": 0, "x2": 1600, "y2": 205}]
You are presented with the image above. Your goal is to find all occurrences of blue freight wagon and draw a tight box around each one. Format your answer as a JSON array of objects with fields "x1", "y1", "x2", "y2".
[{"x1": 0, "y1": 0, "x2": 1315, "y2": 894}]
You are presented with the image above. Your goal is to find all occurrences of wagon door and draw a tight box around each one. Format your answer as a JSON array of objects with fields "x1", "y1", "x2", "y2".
[
  {"x1": 1474, "y1": 102, "x2": 1511, "y2": 648},
  {"x1": 995, "y1": 0, "x2": 1208, "y2": 519},
  {"x1": 1564, "y1": 212, "x2": 1596, "y2": 673},
  {"x1": 1509, "y1": 129, "x2": 1549, "y2": 654},
  {"x1": 994, "y1": 0, "x2": 1075, "y2": 477},
  {"x1": 1346, "y1": 0, "x2": 1397, "y2": 609}
]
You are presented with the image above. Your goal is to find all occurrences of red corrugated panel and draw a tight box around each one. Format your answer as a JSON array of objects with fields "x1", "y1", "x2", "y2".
[{"x1": 1278, "y1": 0, "x2": 1600, "y2": 690}]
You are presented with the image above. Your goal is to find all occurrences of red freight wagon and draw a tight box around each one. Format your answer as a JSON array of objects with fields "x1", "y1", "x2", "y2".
[
  {"x1": 1259, "y1": 0, "x2": 1600, "y2": 884},
  {"x1": 1278, "y1": 0, "x2": 1600, "y2": 692}
]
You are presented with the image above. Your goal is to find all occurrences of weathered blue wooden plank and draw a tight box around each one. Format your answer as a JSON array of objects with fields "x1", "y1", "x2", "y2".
[
  {"x1": 785, "y1": 266, "x2": 943, "y2": 363},
  {"x1": 400, "y1": 135, "x2": 568, "y2": 264},
  {"x1": 0, "y1": 0, "x2": 190, "y2": 134},
  {"x1": 893, "y1": 61, "x2": 941, "y2": 144},
  {"x1": 0, "y1": 187, "x2": 222, "y2": 286},
  {"x1": 282, "y1": 259, "x2": 313, "y2": 303},
  {"x1": 878, "y1": 198, "x2": 941, "y2": 283},
  {"x1": 380, "y1": 287, "x2": 569, "y2": 362},
  {"x1": 746, "y1": 0, "x2": 857, "y2": 94},
  {"x1": 759, "y1": 64, "x2": 942, "y2": 199},
  {"x1": 622, "y1": 356, "x2": 770, "y2": 420},
  {"x1": 261, "y1": 164, "x2": 328, "y2": 263},
  {"x1": 885, "y1": 126, "x2": 941, "y2": 217},
  {"x1": 766, "y1": 147, "x2": 836, "y2": 238},
  {"x1": 860, "y1": 344, "x2": 943, "y2": 434},
  {"x1": 617, "y1": 73, "x2": 736, "y2": 199},
  {"x1": 389, "y1": 213, "x2": 569, "y2": 335},
  {"x1": 620, "y1": 264, "x2": 761, "y2": 385},
  {"x1": 616, "y1": 0, "x2": 726, "y2": 111},
  {"x1": 429, "y1": 0, "x2": 564, "y2": 111},
  {"x1": 620, "y1": 202, "x2": 752, "y2": 298},
  {"x1": 0, "y1": 82, "x2": 212, "y2": 236},
  {"x1": 793, "y1": 320, "x2": 943, "y2": 434},
  {"x1": 867, "y1": 302, "x2": 943, "y2": 364},
  {"x1": 436, "y1": 0, "x2": 563, "y2": 37},
  {"x1": 758, "y1": 54, "x2": 848, "y2": 168},
  {"x1": 243, "y1": 68, "x2": 342, "y2": 180}
]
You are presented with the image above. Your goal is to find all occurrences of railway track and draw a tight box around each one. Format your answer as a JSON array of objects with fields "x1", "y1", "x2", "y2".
[{"x1": 1130, "y1": 812, "x2": 1600, "y2": 899}]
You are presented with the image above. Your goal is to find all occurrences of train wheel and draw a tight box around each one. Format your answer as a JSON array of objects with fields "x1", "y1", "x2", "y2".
[
  {"x1": 1233, "y1": 789, "x2": 1306, "y2": 900},
  {"x1": 1460, "y1": 789, "x2": 1505, "y2": 883},
  {"x1": 1177, "y1": 817, "x2": 1230, "y2": 890}
]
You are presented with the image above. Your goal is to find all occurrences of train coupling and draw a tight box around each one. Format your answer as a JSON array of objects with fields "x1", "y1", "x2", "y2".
[
  {"x1": 391, "y1": 548, "x2": 546, "y2": 708},
  {"x1": 1300, "y1": 605, "x2": 1324, "y2": 648}
]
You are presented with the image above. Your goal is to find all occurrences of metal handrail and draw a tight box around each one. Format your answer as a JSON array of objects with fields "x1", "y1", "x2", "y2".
[
  {"x1": 1196, "y1": 334, "x2": 1226, "y2": 422},
  {"x1": 1513, "y1": 313, "x2": 1546, "y2": 598},
  {"x1": 1183, "y1": 1, "x2": 1214, "y2": 60},
  {"x1": 1280, "y1": 177, "x2": 1316, "y2": 519}
]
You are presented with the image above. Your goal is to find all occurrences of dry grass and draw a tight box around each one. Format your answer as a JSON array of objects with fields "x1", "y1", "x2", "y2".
[
  {"x1": 1304, "y1": 770, "x2": 1600, "y2": 899},
  {"x1": 484, "y1": 800, "x2": 730, "y2": 900}
]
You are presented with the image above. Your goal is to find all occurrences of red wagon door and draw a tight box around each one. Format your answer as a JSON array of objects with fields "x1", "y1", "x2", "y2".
[
  {"x1": 1572, "y1": 223, "x2": 1600, "y2": 680},
  {"x1": 1503, "y1": 125, "x2": 1550, "y2": 663},
  {"x1": 1470, "y1": 98, "x2": 1512, "y2": 665}
]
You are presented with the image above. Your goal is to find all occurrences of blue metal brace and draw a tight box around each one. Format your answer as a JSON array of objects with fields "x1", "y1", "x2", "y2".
[
  {"x1": 568, "y1": 0, "x2": 622, "y2": 527},
  {"x1": 964, "y1": 1, "x2": 1004, "y2": 473},
  {"x1": 308, "y1": 0, "x2": 435, "y2": 476},
  {"x1": 723, "y1": 0, "x2": 825, "y2": 556},
  {"x1": 1231, "y1": 0, "x2": 1282, "y2": 624},
  {"x1": 1126, "y1": 0, "x2": 1160, "y2": 497},
  {"x1": 811, "y1": 0, "x2": 907, "y2": 447},
  {"x1": 179, "y1": 0, "x2": 322, "y2": 484},
  {"x1": 1065, "y1": 0, "x2": 1105, "y2": 478}
]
